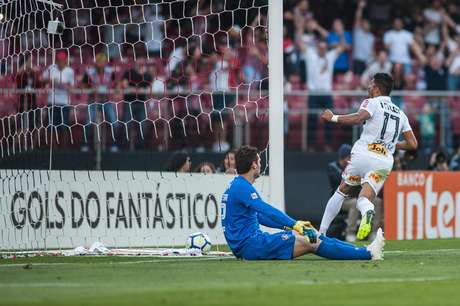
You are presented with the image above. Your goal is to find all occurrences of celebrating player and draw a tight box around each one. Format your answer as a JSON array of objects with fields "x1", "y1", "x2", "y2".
[
  {"x1": 221, "y1": 145, "x2": 384, "y2": 260},
  {"x1": 320, "y1": 73, "x2": 418, "y2": 240}
]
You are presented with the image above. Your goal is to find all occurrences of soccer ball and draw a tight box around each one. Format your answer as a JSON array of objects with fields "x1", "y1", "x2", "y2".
[{"x1": 186, "y1": 232, "x2": 212, "y2": 253}]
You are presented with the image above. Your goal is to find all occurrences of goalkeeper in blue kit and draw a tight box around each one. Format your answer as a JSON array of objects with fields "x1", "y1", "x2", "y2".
[{"x1": 221, "y1": 145, "x2": 385, "y2": 260}]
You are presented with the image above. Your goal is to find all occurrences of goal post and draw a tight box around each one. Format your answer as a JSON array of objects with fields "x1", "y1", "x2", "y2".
[{"x1": 268, "y1": 0, "x2": 285, "y2": 211}]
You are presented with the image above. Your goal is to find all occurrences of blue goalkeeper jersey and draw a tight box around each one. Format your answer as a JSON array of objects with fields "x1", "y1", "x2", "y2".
[{"x1": 221, "y1": 176, "x2": 296, "y2": 254}]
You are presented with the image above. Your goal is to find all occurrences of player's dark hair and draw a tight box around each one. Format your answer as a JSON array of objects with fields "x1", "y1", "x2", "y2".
[
  {"x1": 235, "y1": 145, "x2": 258, "y2": 174},
  {"x1": 373, "y1": 73, "x2": 393, "y2": 96}
]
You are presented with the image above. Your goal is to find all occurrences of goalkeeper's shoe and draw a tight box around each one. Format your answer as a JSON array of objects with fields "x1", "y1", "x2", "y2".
[
  {"x1": 357, "y1": 210, "x2": 375, "y2": 240},
  {"x1": 366, "y1": 228, "x2": 385, "y2": 260}
]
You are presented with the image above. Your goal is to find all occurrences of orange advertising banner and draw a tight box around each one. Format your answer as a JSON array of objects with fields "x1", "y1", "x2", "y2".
[{"x1": 384, "y1": 171, "x2": 460, "y2": 240}]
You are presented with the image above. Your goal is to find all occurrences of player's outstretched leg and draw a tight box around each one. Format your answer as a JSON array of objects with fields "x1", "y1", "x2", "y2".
[{"x1": 315, "y1": 228, "x2": 385, "y2": 260}]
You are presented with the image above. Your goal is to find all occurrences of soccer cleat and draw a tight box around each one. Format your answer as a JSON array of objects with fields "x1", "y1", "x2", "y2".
[
  {"x1": 357, "y1": 210, "x2": 375, "y2": 240},
  {"x1": 366, "y1": 227, "x2": 385, "y2": 260}
]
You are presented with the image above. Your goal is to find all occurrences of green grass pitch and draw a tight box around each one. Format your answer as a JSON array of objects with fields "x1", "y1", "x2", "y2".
[{"x1": 1, "y1": 239, "x2": 459, "y2": 306}]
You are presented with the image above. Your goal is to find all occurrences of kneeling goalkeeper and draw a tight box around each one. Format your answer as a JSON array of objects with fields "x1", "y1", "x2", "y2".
[{"x1": 221, "y1": 145, "x2": 384, "y2": 260}]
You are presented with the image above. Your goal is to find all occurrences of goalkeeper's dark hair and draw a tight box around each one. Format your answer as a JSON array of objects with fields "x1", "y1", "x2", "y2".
[
  {"x1": 235, "y1": 145, "x2": 258, "y2": 174},
  {"x1": 373, "y1": 73, "x2": 393, "y2": 96}
]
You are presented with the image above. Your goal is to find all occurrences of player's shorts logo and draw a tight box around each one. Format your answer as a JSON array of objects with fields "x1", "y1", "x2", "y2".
[
  {"x1": 348, "y1": 175, "x2": 361, "y2": 184},
  {"x1": 251, "y1": 193, "x2": 258, "y2": 199},
  {"x1": 281, "y1": 234, "x2": 289, "y2": 240},
  {"x1": 369, "y1": 172, "x2": 382, "y2": 183}
]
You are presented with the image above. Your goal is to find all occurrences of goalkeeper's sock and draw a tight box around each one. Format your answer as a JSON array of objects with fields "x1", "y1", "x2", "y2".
[
  {"x1": 315, "y1": 237, "x2": 371, "y2": 260},
  {"x1": 319, "y1": 190, "x2": 346, "y2": 235},
  {"x1": 319, "y1": 234, "x2": 355, "y2": 247}
]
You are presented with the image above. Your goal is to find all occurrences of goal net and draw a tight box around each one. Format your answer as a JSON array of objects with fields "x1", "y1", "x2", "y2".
[{"x1": 0, "y1": 0, "x2": 284, "y2": 255}]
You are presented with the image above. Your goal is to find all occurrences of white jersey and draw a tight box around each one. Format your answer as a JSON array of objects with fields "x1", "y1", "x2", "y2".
[{"x1": 352, "y1": 96, "x2": 412, "y2": 160}]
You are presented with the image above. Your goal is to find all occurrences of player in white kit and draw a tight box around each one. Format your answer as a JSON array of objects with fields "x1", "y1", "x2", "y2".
[{"x1": 319, "y1": 73, "x2": 418, "y2": 240}]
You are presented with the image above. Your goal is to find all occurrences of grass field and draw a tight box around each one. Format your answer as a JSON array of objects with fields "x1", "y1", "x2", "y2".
[{"x1": 1, "y1": 239, "x2": 459, "y2": 306}]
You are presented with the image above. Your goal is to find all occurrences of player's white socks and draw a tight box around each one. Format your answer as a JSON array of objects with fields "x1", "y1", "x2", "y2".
[
  {"x1": 319, "y1": 190, "x2": 346, "y2": 235},
  {"x1": 357, "y1": 197, "x2": 375, "y2": 216}
]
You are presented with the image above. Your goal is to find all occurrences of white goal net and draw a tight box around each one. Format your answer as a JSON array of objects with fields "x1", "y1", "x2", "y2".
[{"x1": 0, "y1": 0, "x2": 283, "y2": 255}]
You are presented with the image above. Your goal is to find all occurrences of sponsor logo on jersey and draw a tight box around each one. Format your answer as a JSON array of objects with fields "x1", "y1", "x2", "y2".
[
  {"x1": 251, "y1": 193, "x2": 258, "y2": 199},
  {"x1": 368, "y1": 143, "x2": 388, "y2": 156}
]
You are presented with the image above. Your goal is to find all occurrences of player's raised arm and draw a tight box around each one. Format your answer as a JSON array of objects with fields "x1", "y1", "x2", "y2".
[{"x1": 321, "y1": 108, "x2": 370, "y2": 125}]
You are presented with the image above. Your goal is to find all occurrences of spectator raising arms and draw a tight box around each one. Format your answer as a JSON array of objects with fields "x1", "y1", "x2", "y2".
[
  {"x1": 352, "y1": 0, "x2": 375, "y2": 74},
  {"x1": 327, "y1": 19, "x2": 352, "y2": 75},
  {"x1": 383, "y1": 18, "x2": 426, "y2": 73},
  {"x1": 302, "y1": 41, "x2": 345, "y2": 151}
]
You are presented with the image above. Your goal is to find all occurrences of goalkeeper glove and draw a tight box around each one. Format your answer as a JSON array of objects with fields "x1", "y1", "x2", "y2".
[
  {"x1": 291, "y1": 220, "x2": 312, "y2": 234},
  {"x1": 291, "y1": 220, "x2": 318, "y2": 243}
]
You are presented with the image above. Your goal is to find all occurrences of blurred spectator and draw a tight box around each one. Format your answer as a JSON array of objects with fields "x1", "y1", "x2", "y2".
[
  {"x1": 394, "y1": 150, "x2": 418, "y2": 170},
  {"x1": 417, "y1": 103, "x2": 436, "y2": 154},
  {"x1": 147, "y1": 61, "x2": 166, "y2": 94},
  {"x1": 16, "y1": 57, "x2": 40, "y2": 133},
  {"x1": 220, "y1": 149, "x2": 237, "y2": 174},
  {"x1": 449, "y1": 146, "x2": 460, "y2": 170},
  {"x1": 327, "y1": 19, "x2": 352, "y2": 74},
  {"x1": 360, "y1": 50, "x2": 392, "y2": 88},
  {"x1": 352, "y1": 0, "x2": 375, "y2": 75},
  {"x1": 194, "y1": 162, "x2": 216, "y2": 174},
  {"x1": 446, "y1": 35, "x2": 460, "y2": 90},
  {"x1": 209, "y1": 43, "x2": 239, "y2": 153},
  {"x1": 391, "y1": 63, "x2": 406, "y2": 107},
  {"x1": 165, "y1": 152, "x2": 191, "y2": 172},
  {"x1": 81, "y1": 53, "x2": 119, "y2": 152},
  {"x1": 423, "y1": 0, "x2": 444, "y2": 46},
  {"x1": 143, "y1": 4, "x2": 164, "y2": 58},
  {"x1": 424, "y1": 46, "x2": 448, "y2": 91},
  {"x1": 383, "y1": 18, "x2": 425, "y2": 73},
  {"x1": 428, "y1": 150, "x2": 449, "y2": 171},
  {"x1": 121, "y1": 60, "x2": 152, "y2": 151},
  {"x1": 42, "y1": 51, "x2": 75, "y2": 136},
  {"x1": 303, "y1": 41, "x2": 344, "y2": 151},
  {"x1": 284, "y1": 25, "x2": 306, "y2": 83},
  {"x1": 293, "y1": 0, "x2": 313, "y2": 22}
]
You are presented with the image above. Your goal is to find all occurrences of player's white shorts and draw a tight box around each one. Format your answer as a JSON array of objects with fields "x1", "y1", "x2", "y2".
[{"x1": 342, "y1": 152, "x2": 393, "y2": 194}]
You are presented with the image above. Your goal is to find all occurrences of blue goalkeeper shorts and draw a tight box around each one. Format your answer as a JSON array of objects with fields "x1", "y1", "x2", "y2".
[{"x1": 238, "y1": 230, "x2": 295, "y2": 260}]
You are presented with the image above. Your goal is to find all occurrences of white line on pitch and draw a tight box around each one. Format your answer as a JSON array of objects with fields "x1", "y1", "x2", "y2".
[
  {"x1": 297, "y1": 276, "x2": 458, "y2": 286},
  {"x1": 385, "y1": 248, "x2": 460, "y2": 255},
  {"x1": 0, "y1": 256, "x2": 234, "y2": 268}
]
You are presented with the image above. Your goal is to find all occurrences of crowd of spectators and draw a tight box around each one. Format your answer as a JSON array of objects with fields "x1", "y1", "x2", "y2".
[{"x1": 283, "y1": 0, "x2": 460, "y2": 152}]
